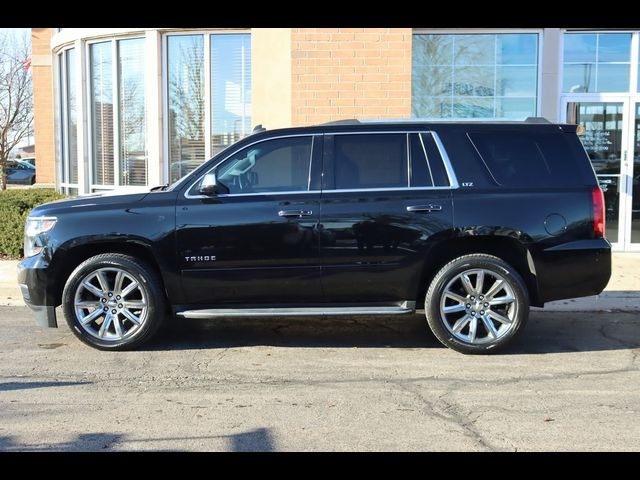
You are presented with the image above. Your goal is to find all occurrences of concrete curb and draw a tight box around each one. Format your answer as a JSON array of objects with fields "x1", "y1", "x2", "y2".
[{"x1": 2, "y1": 253, "x2": 640, "y2": 312}]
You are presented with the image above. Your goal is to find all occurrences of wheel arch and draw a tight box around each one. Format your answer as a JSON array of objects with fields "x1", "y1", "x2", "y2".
[
  {"x1": 51, "y1": 240, "x2": 169, "y2": 306},
  {"x1": 416, "y1": 236, "x2": 540, "y2": 309}
]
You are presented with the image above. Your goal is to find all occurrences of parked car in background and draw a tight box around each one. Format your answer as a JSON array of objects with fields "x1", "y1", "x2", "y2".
[{"x1": 7, "y1": 160, "x2": 36, "y2": 185}]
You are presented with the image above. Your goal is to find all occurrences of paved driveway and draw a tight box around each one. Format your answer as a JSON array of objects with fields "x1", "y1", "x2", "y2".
[{"x1": 0, "y1": 306, "x2": 638, "y2": 451}]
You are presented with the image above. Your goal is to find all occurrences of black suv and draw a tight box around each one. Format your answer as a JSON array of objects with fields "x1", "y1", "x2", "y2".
[{"x1": 18, "y1": 119, "x2": 611, "y2": 354}]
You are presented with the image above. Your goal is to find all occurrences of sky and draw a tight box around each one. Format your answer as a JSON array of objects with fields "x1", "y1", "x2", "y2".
[{"x1": 0, "y1": 28, "x2": 30, "y2": 50}]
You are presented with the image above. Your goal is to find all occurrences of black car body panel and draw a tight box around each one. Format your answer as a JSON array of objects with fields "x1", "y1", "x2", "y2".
[{"x1": 18, "y1": 120, "x2": 612, "y2": 332}]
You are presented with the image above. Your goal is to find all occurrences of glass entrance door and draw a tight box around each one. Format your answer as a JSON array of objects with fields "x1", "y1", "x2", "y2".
[
  {"x1": 632, "y1": 103, "x2": 640, "y2": 247},
  {"x1": 564, "y1": 100, "x2": 629, "y2": 248}
]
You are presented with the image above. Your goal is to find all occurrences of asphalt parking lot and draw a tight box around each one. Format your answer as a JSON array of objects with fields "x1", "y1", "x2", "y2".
[{"x1": 0, "y1": 305, "x2": 639, "y2": 451}]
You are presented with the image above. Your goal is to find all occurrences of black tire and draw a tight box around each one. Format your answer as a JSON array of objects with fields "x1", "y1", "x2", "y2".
[
  {"x1": 425, "y1": 253, "x2": 529, "y2": 354},
  {"x1": 62, "y1": 253, "x2": 166, "y2": 351}
]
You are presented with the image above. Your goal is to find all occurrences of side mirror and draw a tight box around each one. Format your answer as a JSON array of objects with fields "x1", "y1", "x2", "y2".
[{"x1": 199, "y1": 172, "x2": 229, "y2": 196}]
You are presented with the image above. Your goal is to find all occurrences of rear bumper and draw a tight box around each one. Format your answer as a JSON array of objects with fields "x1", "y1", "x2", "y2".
[
  {"x1": 533, "y1": 238, "x2": 611, "y2": 304},
  {"x1": 17, "y1": 255, "x2": 58, "y2": 328}
]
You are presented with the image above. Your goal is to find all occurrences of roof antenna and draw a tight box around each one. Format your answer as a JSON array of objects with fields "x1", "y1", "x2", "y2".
[{"x1": 253, "y1": 124, "x2": 266, "y2": 133}]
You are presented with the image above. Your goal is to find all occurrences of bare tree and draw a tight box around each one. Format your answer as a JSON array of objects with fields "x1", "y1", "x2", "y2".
[{"x1": 0, "y1": 29, "x2": 32, "y2": 190}]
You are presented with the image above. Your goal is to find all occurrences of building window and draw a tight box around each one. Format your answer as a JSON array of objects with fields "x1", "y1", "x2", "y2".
[
  {"x1": 167, "y1": 35, "x2": 205, "y2": 183},
  {"x1": 563, "y1": 33, "x2": 632, "y2": 93},
  {"x1": 89, "y1": 38, "x2": 147, "y2": 189},
  {"x1": 166, "y1": 32, "x2": 252, "y2": 184},
  {"x1": 59, "y1": 48, "x2": 78, "y2": 193},
  {"x1": 211, "y1": 34, "x2": 252, "y2": 156},
  {"x1": 412, "y1": 33, "x2": 540, "y2": 119}
]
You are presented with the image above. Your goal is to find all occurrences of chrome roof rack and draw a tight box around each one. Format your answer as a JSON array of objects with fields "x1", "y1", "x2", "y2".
[{"x1": 321, "y1": 119, "x2": 362, "y2": 126}]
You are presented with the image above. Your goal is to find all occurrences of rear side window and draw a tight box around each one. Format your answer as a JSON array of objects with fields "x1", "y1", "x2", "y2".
[
  {"x1": 468, "y1": 131, "x2": 595, "y2": 188},
  {"x1": 333, "y1": 134, "x2": 407, "y2": 189}
]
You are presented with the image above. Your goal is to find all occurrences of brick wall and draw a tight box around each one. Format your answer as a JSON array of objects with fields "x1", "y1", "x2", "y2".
[
  {"x1": 291, "y1": 28, "x2": 412, "y2": 126},
  {"x1": 31, "y1": 28, "x2": 55, "y2": 185}
]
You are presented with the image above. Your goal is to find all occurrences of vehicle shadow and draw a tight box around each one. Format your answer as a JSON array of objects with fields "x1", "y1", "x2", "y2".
[{"x1": 145, "y1": 310, "x2": 640, "y2": 355}]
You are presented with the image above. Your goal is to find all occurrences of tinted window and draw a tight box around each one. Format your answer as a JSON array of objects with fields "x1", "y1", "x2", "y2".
[
  {"x1": 468, "y1": 131, "x2": 595, "y2": 188},
  {"x1": 216, "y1": 136, "x2": 312, "y2": 194},
  {"x1": 421, "y1": 133, "x2": 450, "y2": 187},
  {"x1": 333, "y1": 134, "x2": 407, "y2": 189}
]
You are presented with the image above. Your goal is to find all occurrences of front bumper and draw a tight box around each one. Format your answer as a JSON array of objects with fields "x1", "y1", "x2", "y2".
[{"x1": 17, "y1": 254, "x2": 58, "y2": 328}]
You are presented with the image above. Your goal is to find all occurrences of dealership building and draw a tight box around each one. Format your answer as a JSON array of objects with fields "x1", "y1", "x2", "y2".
[{"x1": 31, "y1": 28, "x2": 639, "y2": 250}]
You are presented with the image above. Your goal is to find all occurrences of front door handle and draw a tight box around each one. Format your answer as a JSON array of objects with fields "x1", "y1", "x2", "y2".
[
  {"x1": 278, "y1": 210, "x2": 313, "y2": 218},
  {"x1": 406, "y1": 205, "x2": 442, "y2": 213}
]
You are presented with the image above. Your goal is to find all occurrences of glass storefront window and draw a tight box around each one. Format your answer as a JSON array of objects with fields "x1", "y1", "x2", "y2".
[
  {"x1": 167, "y1": 35, "x2": 205, "y2": 184},
  {"x1": 412, "y1": 33, "x2": 539, "y2": 119},
  {"x1": 118, "y1": 38, "x2": 147, "y2": 186},
  {"x1": 562, "y1": 33, "x2": 632, "y2": 93},
  {"x1": 90, "y1": 41, "x2": 114, "y2": 186},
  {"x1": 211, "y1": 34, "x2": 252, "y2": 156},
  {"x1": 167, "y1": 32, "x2": 252, "y2": 183},
  {"x1": 59, "y1": 47, "x2": 77, "y2": 192},
  {"x1": 90, "y1": 38, "x2": 147, "y2": 187}
]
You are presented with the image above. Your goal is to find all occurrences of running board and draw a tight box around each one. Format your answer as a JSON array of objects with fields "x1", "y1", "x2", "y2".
[{"x1": 177, "y1": 302, "x2": 415, "y2": 319}]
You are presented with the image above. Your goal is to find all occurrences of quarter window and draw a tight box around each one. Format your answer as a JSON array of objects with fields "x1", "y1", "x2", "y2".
[{"x1": 215, "y1": 137, "x2": 313, "y2": 194}]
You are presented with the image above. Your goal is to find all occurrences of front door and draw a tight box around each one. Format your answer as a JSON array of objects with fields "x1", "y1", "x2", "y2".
[
  {"x1": 319, "y1": 132, "x2": 455, "y2": 304},
  {"x1": 563, "y1": 98, "x2": 639, "y2": 250},
  {"x1": 176, "y1": 135, "x2": 323, "y2": 306}
]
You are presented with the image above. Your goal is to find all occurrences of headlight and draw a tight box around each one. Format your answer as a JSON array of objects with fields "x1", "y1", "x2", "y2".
[{"x1": 24, "y1": 216, "x2": 57, "y2": 258}]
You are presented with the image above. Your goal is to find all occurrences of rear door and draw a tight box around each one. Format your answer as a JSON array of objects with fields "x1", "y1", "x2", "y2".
[{"x1": 319, "y1": 131, "x2": 456, "y2": 304}]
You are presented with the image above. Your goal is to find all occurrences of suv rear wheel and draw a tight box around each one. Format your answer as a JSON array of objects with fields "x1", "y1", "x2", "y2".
[
  {"x1": 425, "y1": 254, "x2": 529, "y2": 354},
  {"x1": 62, "y1": 253, "x2": 166, "y2": 351}
]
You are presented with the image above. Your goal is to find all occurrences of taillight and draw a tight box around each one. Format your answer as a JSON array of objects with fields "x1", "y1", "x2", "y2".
[{"x1": 592, "y1": 186, "x2": 605, "y2": 238}]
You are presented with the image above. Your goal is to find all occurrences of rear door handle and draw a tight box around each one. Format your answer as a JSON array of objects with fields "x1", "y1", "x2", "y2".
[
  {"x1": 406, "y1": 205, "x2": 442, "y2": 213},
  {"x1": 278, "y1": 210, "x2": 313, "y2": 218}
]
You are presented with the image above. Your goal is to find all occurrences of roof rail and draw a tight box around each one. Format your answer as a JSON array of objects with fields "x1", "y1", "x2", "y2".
[
  {"x1": 524, "y1": 117, "x2": 551, "y2": 124},
  {"x1": 321, "y1": 119, "x2": 362, "y2": 126}
]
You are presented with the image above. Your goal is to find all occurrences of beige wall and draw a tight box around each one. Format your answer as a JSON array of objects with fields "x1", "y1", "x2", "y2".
[
  {"x1": 291, "y1": 28, "x2": 412, "y2": 126},
  {"x1": 31, "y1": 28, "x2": 55, "y2": 186},
  {"x1": 251, "y1": 28, "x2": 292, "y2": 129}
]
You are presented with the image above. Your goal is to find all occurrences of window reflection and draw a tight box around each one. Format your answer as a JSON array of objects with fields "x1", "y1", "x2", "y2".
[
  {"x1": 562, "y1": 33, "x2": 631, "y2": 93},
  {"x1": 167, "y1": 35, "x2": 205, "y2": 184},
  {"x1": 412, "y1": 33, "x2": 539, "y2": 119},
  {"x1": 90, "y1": 41, "x2": 114, "y2": 186},
  {"x1": 118, "y1": 38, "x2": 146, "y2": 186},
  {"x1": 211, "y1": 34, "x2": 252, "y2": 157},
  {"x1": 167, "y1": 33, "x2": 252, "y2": 184}
]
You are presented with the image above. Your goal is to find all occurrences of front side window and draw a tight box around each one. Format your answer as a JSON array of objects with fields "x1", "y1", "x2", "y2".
[
  {"x1": 215, "y1": 136, "x2": 313, "y2": 194},
  {"x1": 332, "y1": 134, "x2": 408, "y2": 190},
  {"x1": 412, "y1": 33, "x2": 539, "y2": 119}
]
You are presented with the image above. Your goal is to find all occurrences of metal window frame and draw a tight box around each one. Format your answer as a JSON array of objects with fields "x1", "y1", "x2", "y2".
[
  {"x1": 183, "y1": 130, "x2": 459, "y2": 200},
  {"x1": 161, "y1": 30, "x2": 252, "y2": 185}
]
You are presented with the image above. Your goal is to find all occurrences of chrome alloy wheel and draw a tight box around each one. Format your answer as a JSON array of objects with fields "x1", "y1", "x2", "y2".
[
  {"x1": 73, "y1": 267, "x2": 148, "y2": 342},
  {"x1": 439, "y1": 268, "x2": 517, "y2": 345}
]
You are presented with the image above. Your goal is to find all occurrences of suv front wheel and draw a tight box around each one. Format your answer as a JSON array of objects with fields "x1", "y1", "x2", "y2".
[
  {"x1": 62, "y1": 253, "x2": 166, "y2": 351},
  {"x1": 425, "y1": 254, "x2": 529, "y2": 354}
]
